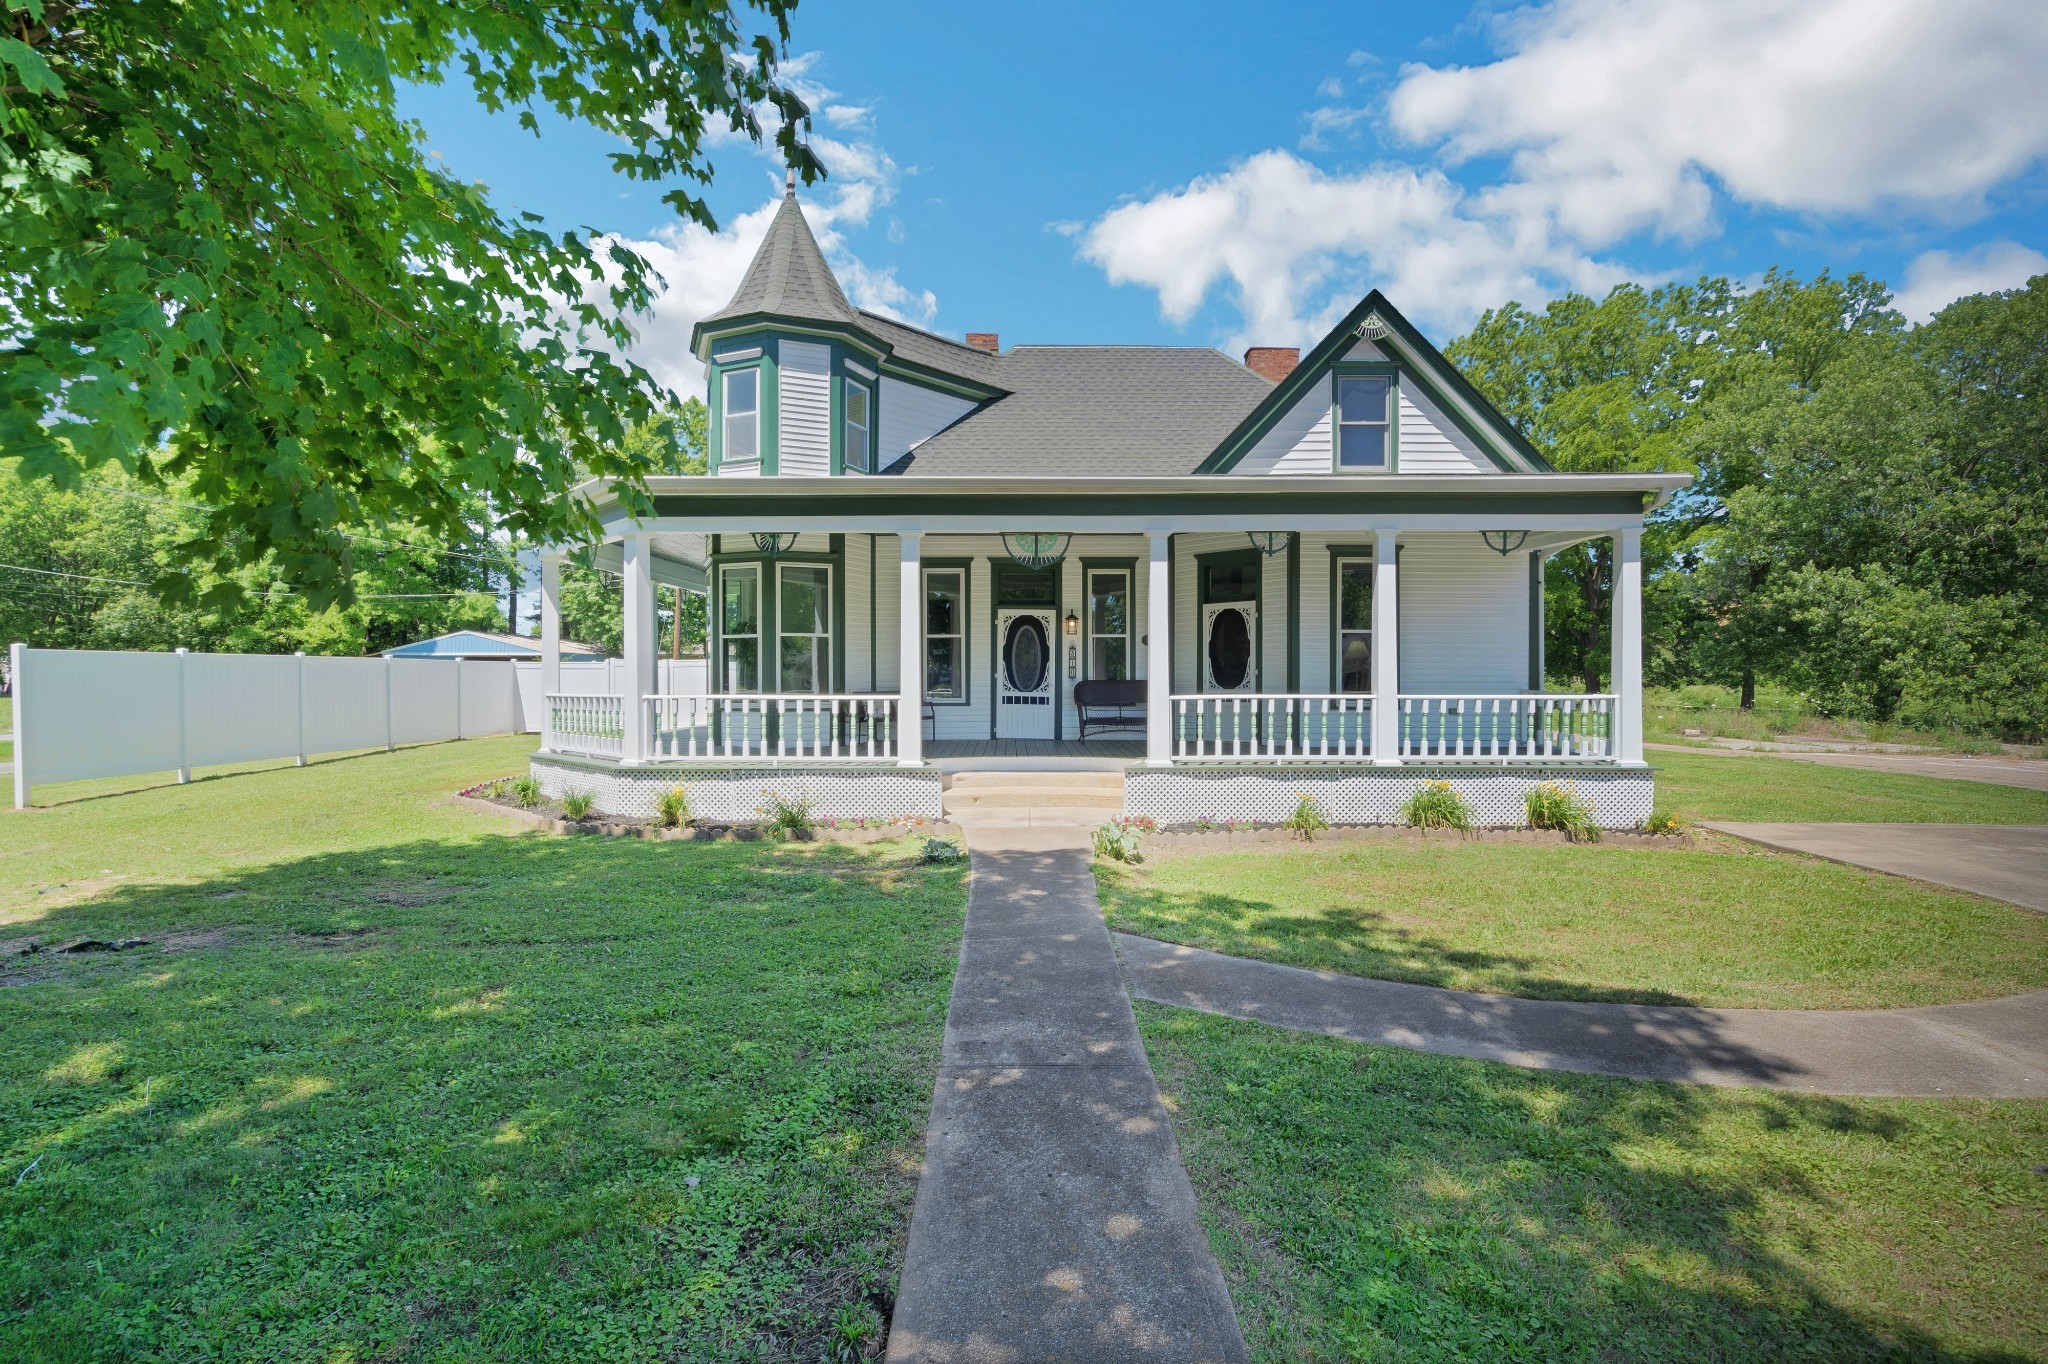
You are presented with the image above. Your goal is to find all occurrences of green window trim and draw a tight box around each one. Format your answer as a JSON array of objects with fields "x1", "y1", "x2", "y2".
[
  {"x1": 1194, "y1": 546, "x2": 1262, "y2": 693},
  {"x1": 708, "y1": 338, "x2": 780, "y2": 475},
  {"x1": 839, "y1": 372, "x2": 875, "y2": 475},
  {"x1": 706, "y1": 540, "x2": 844, "y2": 693},
  {"x1": 1080, "y1": 558, "x2": 1138, "y2": 683},
  {"x1": 986, "y1": 558, "x2": 1064, "y2": 740},
  {"x1": 1326, "y1": 546, "x2": 1374, "y2": 694},
  {"x1": 922, "y1": 558, "x2": 973, "y2": 707},
  {"x1": 1332, "y1": 361, "x2": 1400, "y2": 474}
]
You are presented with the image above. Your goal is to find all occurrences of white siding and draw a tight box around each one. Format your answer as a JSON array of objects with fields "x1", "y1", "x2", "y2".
[
  {"x1": 1395, "y1": 534, "x2": 1530, "y2": 693},
  {"x1": 1398, "y1": 385, "x2": 1492, "y2": 474},
  {"x1": 878, "y1": 376, "x2": 977, "y2": 470},
  {"x1": 1233, "y1": 378, "x2": 1332, "y2": 475},
  {"x1": 1232, "y1": 337, "x2": 1499, "y2": 476},
  {"x1": 778, "y1": 340, "x2": 832, "y2": 476}
]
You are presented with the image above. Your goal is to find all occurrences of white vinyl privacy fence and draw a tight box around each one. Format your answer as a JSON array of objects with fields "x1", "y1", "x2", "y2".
[
  {"x1": 509, "y1": 657, "x2": 705, "y2": 726},
  {"x1": 10, "y1": 644, "x2": 522, "y2": 807}
]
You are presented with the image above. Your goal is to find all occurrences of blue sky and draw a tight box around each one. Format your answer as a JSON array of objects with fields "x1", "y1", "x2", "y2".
[{"x1": 402, "y1": 0, "x2": 2048, "y2": 392}]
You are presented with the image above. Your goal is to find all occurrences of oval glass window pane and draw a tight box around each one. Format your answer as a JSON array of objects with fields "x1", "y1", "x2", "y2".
[
  {"x1": 1209, "y1": 609, "x2": 1251, "y2": 689},
  {"x1": 1005, "y1": 617, "x2": 1048, "y2": 693}
]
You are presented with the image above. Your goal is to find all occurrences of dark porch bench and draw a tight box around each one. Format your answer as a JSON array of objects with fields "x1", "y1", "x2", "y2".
[{"x1": 1074, "y1": 679, "x2": 1146, "y2": 738}]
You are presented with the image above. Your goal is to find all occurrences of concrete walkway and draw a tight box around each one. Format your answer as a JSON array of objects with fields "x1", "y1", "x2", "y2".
[
  {"x1": 1116, "y1": 933, "x2": 2048, "y2": 1097},
  {"x1": 1705, "y1": 822, "x2": 2048, "y2": 912},
  {"x1": 888, "y1": 822, "x2": 1248, "y2": 1363}
]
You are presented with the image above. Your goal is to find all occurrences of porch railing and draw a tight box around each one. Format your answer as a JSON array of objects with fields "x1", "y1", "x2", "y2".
[
  {"x1": 544, "y1": 692, "x2": 624, "y2": 759},
  {"x1": 1171, "y1": 694, "x2": 1374, "y2": 760},
  {"x1": 644, "y1": 693, "x2": 901, "y2": 762},
  {"x1": 1396, "y1": 694, "x2": 1614, "y2": 760}
]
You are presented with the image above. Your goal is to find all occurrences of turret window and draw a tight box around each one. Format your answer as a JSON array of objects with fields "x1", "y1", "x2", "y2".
[
  {"x1": 843, "y1": 379, "x2": 872, "y2": 473},
  {"x1": 722, "y1": 368, "x2": 759, "y2": 464}
]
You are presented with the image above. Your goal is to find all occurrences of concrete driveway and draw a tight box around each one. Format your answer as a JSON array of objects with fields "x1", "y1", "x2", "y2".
[
  {"x1": 1705, "y1": 822, "x2": 2048, "y2": 911},
  {"x1": 1653, "y1": 743, "x2": 2048, "y2": 791}
]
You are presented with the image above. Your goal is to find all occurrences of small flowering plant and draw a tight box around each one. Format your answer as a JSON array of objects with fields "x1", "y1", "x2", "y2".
[
  {"x1": 758, "y1": 788, "x2": 817, "y2": 835},
  {"x1": 1188, "y1": 814, "x2": 1250, "y2": 831},
  {"x1": 1281, "y1": 792, "x2": 1331, "y2": 841}
]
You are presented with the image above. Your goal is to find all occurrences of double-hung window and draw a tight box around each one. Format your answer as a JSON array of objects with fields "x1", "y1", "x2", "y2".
[
  {"x1": 721, "y1": 565, "x2": 761, "y2": 691},
  {"x1": 924, "y1": 569, "x2": 965, "y2": 701},
  {"x1": 722, "y1": 368, "x2": 760, "y2": 464},
  {"x1": 842, "y1": 379, "x2": 872, "y2": 473},
  {"x1": 1336, "y1": 375, "x2": 1392, "y2": 471},
  {"x1": 778, "y1": 564, "x2": 831, "y2": 692},
  {"x1": 1336, "y1": 558, "x2": 1372, "y2": 692},
  {"x1": 1087, "y1": 570, "x2": 1130, "y2": 680}
]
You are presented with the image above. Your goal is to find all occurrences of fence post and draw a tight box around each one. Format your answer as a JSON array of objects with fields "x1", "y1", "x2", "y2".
[
  {"x1": 385, "y1": 656, "x2": 395, "y2": 752},
  {"x1": 175, "y1": 647, "x2": 192, "y2": 784},
  {"x1": 9, "y1": 641, "x2": 25, "y2": 809},
  {"x1": 454, "y1": 656, "x2": 465, "y2": 741},
  {"x1": 294, "y1": 652, "x2": 307, "y2": 766}
]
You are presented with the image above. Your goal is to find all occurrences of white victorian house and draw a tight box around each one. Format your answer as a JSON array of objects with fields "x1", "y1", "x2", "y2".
[{"x1": 530, "y1": 186, "x2": 1687, "y2": 827}]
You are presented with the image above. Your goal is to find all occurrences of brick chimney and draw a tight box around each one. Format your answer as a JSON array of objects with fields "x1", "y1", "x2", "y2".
[
  {"x1": 965, "y1": 332, "x2": 1000, "y2": 353},
  {"x1": 1244, "y1": 347, "x2": 1300, "y2": 383}
]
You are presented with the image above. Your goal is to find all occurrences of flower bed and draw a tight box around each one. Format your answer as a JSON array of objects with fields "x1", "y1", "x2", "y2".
[
  {"x1": 453, "y1": 781, "x2": 955, "y2": 844},
  {"x1": 1147, "y1": 822, "x2": 1689, "y2": 851}
]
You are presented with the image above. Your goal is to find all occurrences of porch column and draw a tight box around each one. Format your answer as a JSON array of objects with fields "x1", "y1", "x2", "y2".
[
  {"x1": 896, "y1": 532, "x2": 924, "y2": 766},
  {"x1": 539, "y1": 552, "x2": 564, "y2": 698},
  {"x1": 621, "y1": 533, "x2": 656, "y2": 762},
  {"x1": 1611, "y1": 529, "x2": 1644, "y2": 763},
  {"x1": 1145, "y1": 532, "x2": 1172, "y2": 765},
  {"x1": 1370, "y1": 529, "x2": 1401, "y2": 764}
]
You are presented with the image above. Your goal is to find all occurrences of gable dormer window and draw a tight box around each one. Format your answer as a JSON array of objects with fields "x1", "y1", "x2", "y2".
[
  {"x1": 722, "y1": 368, "x2": 759, "y2": 464},
  {"x1": 1336, "y1": 374, "x2": 1393, "y2": 471},
  {"x1": 843, "y1": 378, "x2": 872, "y2": 473}
]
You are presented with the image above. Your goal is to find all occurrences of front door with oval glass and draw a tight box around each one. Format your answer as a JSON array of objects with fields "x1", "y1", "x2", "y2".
[
  {"x1": 995, "y1": 609, "x2": 1056, "y2": 739},
  {"x1": 1203, "y1": 602, "x2": 1257, "y2": 692}
]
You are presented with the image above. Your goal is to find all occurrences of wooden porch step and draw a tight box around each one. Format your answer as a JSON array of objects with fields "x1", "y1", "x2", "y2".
[
  {"x1": 942, "y1": 768, "x2": 1126, "y2": 816},
  {"x1": 945, "y1": 770, "x2": 1126, "y2": 791},
  {"x1": 946, "y1": 788, "x2": 1124, "y2": 811}
]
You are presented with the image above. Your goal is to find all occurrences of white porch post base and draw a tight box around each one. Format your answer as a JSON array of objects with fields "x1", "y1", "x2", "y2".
[
  {"x1": 897, "y1": 532, "x2": 924, "y2": 766},
  {"x1": 1370, "y1": 529, "x2": 1401, "y2": 764},
  {"x1": 1612, "y1": 529, "x2": 1644, "y2": 763},
  {"x1": 1145, "y1": 532, "x2": 1172, "y2": 765},
  {"x1": 620, "y1": 534, "x2": 655, "y2": 762}
]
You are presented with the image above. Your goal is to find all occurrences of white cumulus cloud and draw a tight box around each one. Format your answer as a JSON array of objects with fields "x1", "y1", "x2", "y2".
[
  {"x1": 1079, "y1": 150, "x2": 1629, "y2": 350},
  {"x1": 1077, "y1": 0, "x2": 2048, "y2": 348},
  {"x1": 1893, "y1": 239, "x2": 2048, "y2": 322},
  {"x1": 1387, "y1": 0, "x2": 2048, "y2": 246},
  {"x1": 586, "y1": 54, "x2": 936, "y2": 395}
]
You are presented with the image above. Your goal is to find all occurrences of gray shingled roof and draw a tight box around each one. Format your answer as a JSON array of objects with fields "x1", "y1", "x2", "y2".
[
  {"x1": 887, "y1": 347, "x2": 1276, "y2": 476},
  {"x1": 857, "y1": 310, "x2": 1004, "y2": 389},
  {"x1": 700, "y1": 192, "x2": 858, "y2": 328}
]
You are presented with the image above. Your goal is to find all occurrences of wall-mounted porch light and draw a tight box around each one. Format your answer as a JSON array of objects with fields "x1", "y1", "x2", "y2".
[{"x1": 1064, "y1": 610, "x2": 1080, "y2": 636}]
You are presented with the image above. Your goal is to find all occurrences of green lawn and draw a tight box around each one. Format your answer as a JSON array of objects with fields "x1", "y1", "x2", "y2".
[
  {"x1": 1142, "y1": 1005, "x2": 2048, "y2": 1363},
  {"x1": 0, "y1": 736, "x2": 966, "y2": 1360},
  {"x1": 1097, "y1": 840, "x2": 2048, "y2": 1008},
  {"x1": 1653, "y1": 747, "x2": 2048, "y2": 823}
]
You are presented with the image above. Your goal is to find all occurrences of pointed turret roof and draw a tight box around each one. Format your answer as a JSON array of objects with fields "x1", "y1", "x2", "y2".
[{"x1": 701, "y1": 181, "x2": 860, "y2": 329}]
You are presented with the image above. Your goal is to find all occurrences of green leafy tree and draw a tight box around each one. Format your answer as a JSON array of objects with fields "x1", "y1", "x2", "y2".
[
  {"x1": 0, "y1": 467, "x2": 507, "y2": 653},
  {"x1": 1, "y1": 0, "x2": 817, "y2": 610}
]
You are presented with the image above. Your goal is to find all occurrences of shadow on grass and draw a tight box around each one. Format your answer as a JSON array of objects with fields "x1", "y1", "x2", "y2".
[
  {"x1": 1146, "y1": 1006, "x2": 2039, "y2": 1362},
  {"x1": 1099, "y1": 863, "x2": 1698, "y2": 1006},
  {"x1": 0, "y1": 832, "x2": 963, "y2": 1360}
]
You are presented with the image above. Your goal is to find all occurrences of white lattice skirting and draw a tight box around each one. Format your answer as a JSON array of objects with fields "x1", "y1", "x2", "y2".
[
  {"x1": 530, "y1": 753, "x2": 944, "y2": 823},
  {"x1": 1124, "y1": 766, "x2": 1656, "y2": 829}
]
